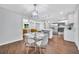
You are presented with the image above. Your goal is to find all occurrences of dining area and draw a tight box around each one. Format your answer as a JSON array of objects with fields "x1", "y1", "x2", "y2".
[{"x1": 23, "y1": 27, "x2": 53, "y2": 54}]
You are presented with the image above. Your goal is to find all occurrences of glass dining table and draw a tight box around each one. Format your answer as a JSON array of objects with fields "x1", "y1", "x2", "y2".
[{"x1": 24, "y1": 31, "x2": 48, "y2": 53}]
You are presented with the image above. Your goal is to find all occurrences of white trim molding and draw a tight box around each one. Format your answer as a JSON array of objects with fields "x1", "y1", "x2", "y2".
[
  {"x1": 0, "y1": 38, "x2": 22, "y2": 46},
  {"x1": 78, "y1": 47, "x2": 79, "y2": 50}
]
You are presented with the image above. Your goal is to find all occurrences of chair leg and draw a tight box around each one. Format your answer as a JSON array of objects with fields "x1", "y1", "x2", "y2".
[
  {"x1": 26, "y1": 46, "x2": 29, "y2": 54},
  {"x1": 39, "y1": 47, "x2": 41, "y2": 54},
  {"x1": 24, "y1": 43, "x2": 30, "y2": 54},
  {"x1": 34, "y1": 46, "x2": 37, "y2": 53}
]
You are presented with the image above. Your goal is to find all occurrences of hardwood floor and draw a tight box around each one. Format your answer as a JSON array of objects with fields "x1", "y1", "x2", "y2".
[{"x1": 0, "y1": 35, "x2": 79, "y2": 54}]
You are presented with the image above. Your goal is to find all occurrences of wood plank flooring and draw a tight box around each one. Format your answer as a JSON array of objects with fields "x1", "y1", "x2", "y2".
[{"x1": 0, "y1": 35, "x2": 79, "y2": 54}]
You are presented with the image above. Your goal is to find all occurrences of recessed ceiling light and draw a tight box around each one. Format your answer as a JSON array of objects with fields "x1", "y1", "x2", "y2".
[{"x1": 60, "y1": 11, "x2": 64, "y2": 15}]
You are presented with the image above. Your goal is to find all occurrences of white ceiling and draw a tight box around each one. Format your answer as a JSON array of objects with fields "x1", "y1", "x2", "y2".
[{"x1": 0, "y1": 4, "x2": 77, "y2": 21}]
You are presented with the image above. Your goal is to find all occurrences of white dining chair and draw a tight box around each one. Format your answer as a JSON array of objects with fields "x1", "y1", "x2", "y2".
[
  {"x1": 23, "y1": 32, "x2": 35, "y2": 54},
  {"x1": 35, "y1": 32, "x2": 49, "y2": 54}
]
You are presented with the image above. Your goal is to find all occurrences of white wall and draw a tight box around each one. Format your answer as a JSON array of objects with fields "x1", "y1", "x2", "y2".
[
  {"x1": 74, "y1": 8, "x2": 79, "y2": 49},
  {"x1": 64, "y1": 13, "x2": 74, "y2": 42},
  {"x1": 64, "y1": 6, "x2": 79, "y2": 50},
  {"x1": 0, "y1": 7, "x2": 22, "y2": 45}
]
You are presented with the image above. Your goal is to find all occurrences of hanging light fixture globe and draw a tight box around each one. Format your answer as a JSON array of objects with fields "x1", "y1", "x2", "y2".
[{"x1": 32, "y1": 4, "x2": 38, "y2": 19}]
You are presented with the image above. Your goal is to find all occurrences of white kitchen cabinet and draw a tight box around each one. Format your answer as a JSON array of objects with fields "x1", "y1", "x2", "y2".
[{"x1": 64, "y1": 28, "x2": 74, "y2": 42}]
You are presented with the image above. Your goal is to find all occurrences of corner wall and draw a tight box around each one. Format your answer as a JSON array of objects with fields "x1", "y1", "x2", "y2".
[
  {"x1": 0, "y1": 7, "x2": 23, "y2": 45},
  {"x1": 74, "y1": 7, "x2": 79, "y2": 50}
]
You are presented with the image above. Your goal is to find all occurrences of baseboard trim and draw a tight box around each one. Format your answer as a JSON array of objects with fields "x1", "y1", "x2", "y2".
[
  {"x1": 74, "y1": 41, "x2": 79, "y2": 50},
  {"x1": 77, "y1": 45, "x2": 79, "y2": 50},
  {"x1": 0, "y1": 38, "x2": 22, "y2": 46},
  {"x1": 64, "y1": 39, "x2": 75, "y2": 42},
  {"x1": 78, "y1": 47, "x2": 79, "y2": 50}
]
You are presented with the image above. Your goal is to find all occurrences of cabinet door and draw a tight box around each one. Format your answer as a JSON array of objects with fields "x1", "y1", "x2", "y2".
[
  {"x1": 35, "y1": 23, "x2": 40, "y2": 30},
  {"x1": 64, "y1": 28, "x2": 74, "y2": 42}
]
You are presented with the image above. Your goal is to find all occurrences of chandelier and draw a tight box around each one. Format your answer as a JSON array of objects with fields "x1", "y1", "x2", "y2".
[{"x1": 31, "y1": 4, "x2": 38, "y2": 19}]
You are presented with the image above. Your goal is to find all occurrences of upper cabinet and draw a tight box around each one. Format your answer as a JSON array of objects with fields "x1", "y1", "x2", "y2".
[{"x1": 23, "y1": 18, "x2": 45, "y2": 30}]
